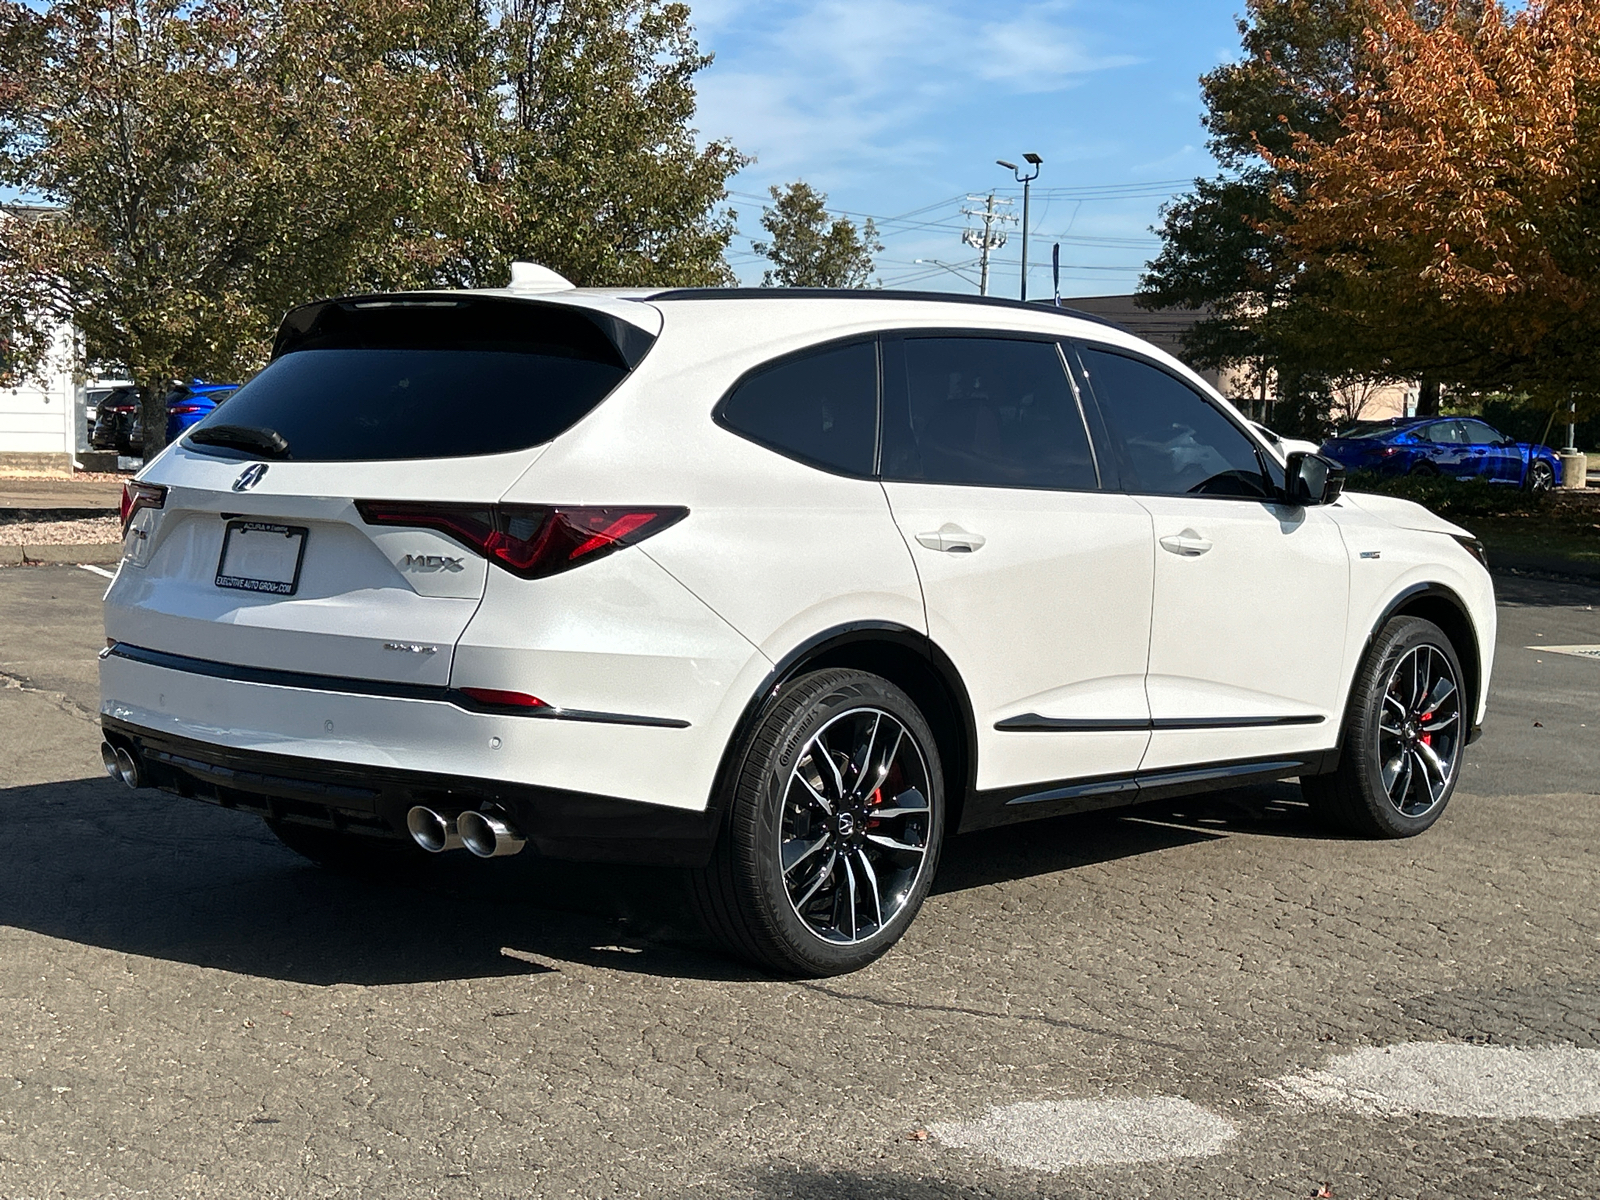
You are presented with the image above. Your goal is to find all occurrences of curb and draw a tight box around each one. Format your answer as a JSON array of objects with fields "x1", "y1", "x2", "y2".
[{"x1": 0, "y1": 542, "x2": 123, "y2": 566}]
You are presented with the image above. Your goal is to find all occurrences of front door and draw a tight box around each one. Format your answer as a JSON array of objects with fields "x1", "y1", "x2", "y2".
[
  {"x1": 1071, "y1": 344, "x2": 1349, "y2": 772},
  {"x1": 878, "y1": 334, "x2": 1156, "y2": 805},
  {"x1": 1460, "y1": 419, "x2": 1521, "y2": 484}
]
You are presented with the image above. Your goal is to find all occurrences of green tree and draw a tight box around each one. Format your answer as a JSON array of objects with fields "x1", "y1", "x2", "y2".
[
  {"x1": 0, "y1": 0, "x2": 491, "y2": 453},
  {"x1": 0, "y1": 0, "x2": 746, "y2": 454},
  {"x1": 753, "y1": 181, "x2": 881, "y2": 288},
  {"x1": 1139, "y1": 0, "x2": 1385, "y2": 436},
  {"x1": 486, "y1": 0, "x2": 746, "y2": 288}
]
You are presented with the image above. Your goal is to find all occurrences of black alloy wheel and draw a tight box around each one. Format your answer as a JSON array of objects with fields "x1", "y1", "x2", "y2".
[
  {"x1": 1302, "y1": 616, "x2": 1466, "y2": 838},
  {"x1": 690, "y1": 669, "x2": 945, "y2": 976}
]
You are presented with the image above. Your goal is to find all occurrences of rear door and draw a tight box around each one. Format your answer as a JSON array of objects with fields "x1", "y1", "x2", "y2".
[
  {"x1": 105, "y1": 295, "x2": 652, "y2": 687},
  {"x1": 878, "y1": 334, "x2": 1155, "y2": 799},
  {"x1": 1071, "y1": 343, "x2": 1348, "y2": 772}
]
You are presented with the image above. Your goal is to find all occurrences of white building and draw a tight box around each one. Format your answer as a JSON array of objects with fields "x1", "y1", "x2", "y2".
[{"x1": 0, "y1": 315, "x2": 83, "y2": 470}]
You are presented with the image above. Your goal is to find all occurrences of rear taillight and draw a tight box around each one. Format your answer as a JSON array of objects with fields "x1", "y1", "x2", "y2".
[
  {"x1": 169, "y1": 403, "x2": 205, "y2": 415},
  {"x1": 120, "y1": 481, "x2": 167, "y2": 534},
  {"x1": 355, "y1": 502, "x2": 687, "y2": 579}
]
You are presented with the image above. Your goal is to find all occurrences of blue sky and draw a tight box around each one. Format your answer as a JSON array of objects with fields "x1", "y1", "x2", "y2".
[{"x1": 689, "y1": 0, "x2": 1248, "y2": 297}]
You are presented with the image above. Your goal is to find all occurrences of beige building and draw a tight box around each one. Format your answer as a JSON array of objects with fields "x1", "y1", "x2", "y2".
[{"x1": 1063, "y1": 294, "x2": 1416, "y2": 432}]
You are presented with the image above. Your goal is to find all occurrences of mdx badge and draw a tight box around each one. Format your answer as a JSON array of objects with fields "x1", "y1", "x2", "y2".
[
  {"x1": 401, "y1": 553, "x2": 465, "y2": 573},
  {"x1": 232, "y1": 463, "x2": 269, "y2": 492}
]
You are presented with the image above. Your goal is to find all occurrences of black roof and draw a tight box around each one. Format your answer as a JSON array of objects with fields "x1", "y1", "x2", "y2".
[{"x1": 645, "y1": 287, "x2": 1125, "y2": 332}]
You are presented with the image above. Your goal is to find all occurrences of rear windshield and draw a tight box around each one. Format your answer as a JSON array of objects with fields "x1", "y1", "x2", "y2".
[{"x1": 185, "y1": 297, "x2": 642, "y2": 462}]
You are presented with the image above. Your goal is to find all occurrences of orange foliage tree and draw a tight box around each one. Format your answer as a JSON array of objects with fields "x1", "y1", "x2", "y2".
[{"x1": 1277, "y1": 0, "x2": 1600, "y2": 411}]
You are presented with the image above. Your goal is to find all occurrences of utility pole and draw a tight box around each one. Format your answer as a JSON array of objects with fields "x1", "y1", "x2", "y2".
[
  {"x1": 960, "y1": 192, "x2": 1014, "y2": 296},
  {"x1": 998, "y1": 153, "x2": 1043, "y2": 301}
]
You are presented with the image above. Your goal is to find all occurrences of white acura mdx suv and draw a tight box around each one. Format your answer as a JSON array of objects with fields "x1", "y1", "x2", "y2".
[{"x1": 100, "y1": 271, "x2": 1495, "y2": 976}]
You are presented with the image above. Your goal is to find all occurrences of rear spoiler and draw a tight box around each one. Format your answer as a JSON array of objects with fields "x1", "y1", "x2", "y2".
[{"x1": 272, "y1": 293, "x2": 657, "y2": 369}]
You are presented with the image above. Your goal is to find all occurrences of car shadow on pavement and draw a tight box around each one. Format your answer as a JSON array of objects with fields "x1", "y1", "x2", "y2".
[{"x1": 1, "y1": 774, "x2": 1331, "y2": 988}]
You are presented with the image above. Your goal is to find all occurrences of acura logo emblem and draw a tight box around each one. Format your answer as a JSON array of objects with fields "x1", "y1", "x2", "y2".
[{"x1": 232, "y1": 463, "x2": 269, "y2": 492}]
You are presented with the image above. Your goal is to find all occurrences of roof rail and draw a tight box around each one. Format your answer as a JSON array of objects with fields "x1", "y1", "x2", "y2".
[{"x1": 644, "y1": 287, "x2": 1125, "y2": 331}]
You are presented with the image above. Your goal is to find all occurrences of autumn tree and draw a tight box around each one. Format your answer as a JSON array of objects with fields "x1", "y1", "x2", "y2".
[
  {"x1": 1139, "y1": 0, "x2": 1489, "y2": 434},
  {"x1": 1276, "y1": 0, "x2": 1600, "y2": 424},
  {"x1": 754, "y1": 182, "x2": 881, "y2": 288}
]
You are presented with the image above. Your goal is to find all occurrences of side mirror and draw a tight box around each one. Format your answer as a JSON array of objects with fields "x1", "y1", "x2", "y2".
[{"x1": 1284, "y1": 451, "x2": 1345, "y2": 506}]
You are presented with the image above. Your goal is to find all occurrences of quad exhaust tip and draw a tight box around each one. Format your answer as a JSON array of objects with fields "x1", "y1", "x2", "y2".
[
  {"x1": 458, "y1": 809, "x2": 527, "y2": 858},
  {"x1": 405, "y1": 806, "x2": 528, "y2": 858},
  {"x1": 101, "y1": 741, "x2": 141, "y2": 789},
  {"x1": 406, "y1": 806, "x2": 463, "y2": 853}
]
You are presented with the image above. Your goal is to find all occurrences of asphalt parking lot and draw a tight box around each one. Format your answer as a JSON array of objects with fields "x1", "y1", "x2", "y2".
[{"x1": 1, "y1": 563, "x2": 1597, "y2": 1199}]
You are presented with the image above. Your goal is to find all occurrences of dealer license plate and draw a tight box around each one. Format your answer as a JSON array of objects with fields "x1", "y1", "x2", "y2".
[{"x1": 215, "y1": 521, "x2": 307, "y2": 596}]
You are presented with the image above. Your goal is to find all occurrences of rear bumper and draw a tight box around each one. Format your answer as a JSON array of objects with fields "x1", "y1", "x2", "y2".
[
  {"x1": 102, "y1": 716, "x2": 721, "y2": 866},
  {"x1": 100, "y1": 641, "x2": 737, "y2": 812}
]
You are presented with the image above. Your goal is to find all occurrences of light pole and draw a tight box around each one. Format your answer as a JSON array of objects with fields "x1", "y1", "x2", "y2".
[{"x1": 997, "y1": 153, "x2": 1042, "y2": 301}]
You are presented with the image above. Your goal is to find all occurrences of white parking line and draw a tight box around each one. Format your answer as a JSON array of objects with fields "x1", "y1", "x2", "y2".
[
  {"x1": 931, "y1": 1096, "x2": 1236, "y2": 1171},
  {"x1": 1527, "y1": 644, "x2": 1600, "y2": 661},
  {"x1": 1265, "y1": 1042, "x2": 1600, "y2": 1119},
  {"x1": 77, "y1": 563, "x2": 116, "y2": 580}
]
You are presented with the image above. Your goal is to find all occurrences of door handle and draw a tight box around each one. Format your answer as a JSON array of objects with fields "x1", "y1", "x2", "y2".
[
  {"x1": 1159, "y1": 530, "x2": 1213, "y2": 557},
  {"x1": 916, "y1": 524, "x2": 986, "y2": 553}
]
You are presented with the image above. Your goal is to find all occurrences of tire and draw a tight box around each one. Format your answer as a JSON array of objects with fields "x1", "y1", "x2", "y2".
[
  {"x1": 1302, "y1": 616, "x2": 1467, "y2": 838},
  {"x1": 1525, "y1": 459, "x2": 1555, "y2": 492},
  {"x1": 265, "y1": 819, "x2": 431, "y2": 877},
  {"x1": 690, "y1": 669, "x2": 946, "y2": 977},
  {"x1": 1408, "y1": 461, "x2": 1439, "y2": 477}
]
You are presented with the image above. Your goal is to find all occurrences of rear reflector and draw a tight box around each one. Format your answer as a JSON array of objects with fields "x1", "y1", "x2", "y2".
[
  {"x1": 120, "y1": 481, "x2": 168, "y2": 534},
  {"x1": 355, "y1": 502, "x2": 687, "y2": 579},
  {"x1": 458, "y1": 687, "x2": 548, "y2": 709}
]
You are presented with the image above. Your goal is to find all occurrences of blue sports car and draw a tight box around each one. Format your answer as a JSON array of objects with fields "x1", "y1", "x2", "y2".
[
  {"x1": 163, "y1": 380, "x2": 241, "y2": 444},
  {"x1": 1320, "y1": 416, "x2": 1562, "y2": 491}
]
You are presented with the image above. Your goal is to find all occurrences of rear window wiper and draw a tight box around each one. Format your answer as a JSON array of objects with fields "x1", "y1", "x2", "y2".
[{"x1": 188, "y1": 424, "x2": 290, "y2": 457}]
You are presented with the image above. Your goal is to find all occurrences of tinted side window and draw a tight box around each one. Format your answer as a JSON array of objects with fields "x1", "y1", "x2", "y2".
[
  {"x1": 1077, "y1": 346, "x2": 1269, "y2": 498},
  {"x1": 882, "y1": 336, "x2": 1097, "y2": 490},
  {"x1": 1426, "y1": 420, "x2": 1466, "y2": 445},
  {"x1": 719, "y1": 341, "x2": 878, "y2": 476},
  {"x1": 1460, "y1": 419, "x2": 1500, "y2": 444}
]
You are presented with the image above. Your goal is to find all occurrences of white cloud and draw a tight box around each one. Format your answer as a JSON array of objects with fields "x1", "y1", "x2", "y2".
[{"x1": 694, "y1": 0, "x2": 1139, "y2": 184}]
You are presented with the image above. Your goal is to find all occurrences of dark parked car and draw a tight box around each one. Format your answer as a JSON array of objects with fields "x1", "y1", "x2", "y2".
[
  {"x1": 1320, "y1": 416, "x2": 1562, "y2": 491},
  {"x1": 89, "y1": 386, "x2": 145, "y2": 454},
  {"x1": 91, "y1": 381, "x2": 239, "y2": 456}
]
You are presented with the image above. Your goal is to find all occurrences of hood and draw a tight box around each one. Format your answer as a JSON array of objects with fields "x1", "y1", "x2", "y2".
[{"x1": 1339, "y1": 491, "x2": 1474, "y2": 538}]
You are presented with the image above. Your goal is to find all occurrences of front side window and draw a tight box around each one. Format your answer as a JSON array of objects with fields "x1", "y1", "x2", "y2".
[
  {"x1": 881, "y1": 336, "x2": 1098, "y2": 490},
  {"x1": 1460, "y1": 419, "x2": 1503, "y2": 445},
  {"x1": 1425, "y1": 420, "x2": 1467, "y2": 445},
  {"x1": 718, "y1": 340, "x2": 878, "y2": 476},
  {"x1": 1076, "y1": 345, "x2": 1269, "y2": 498}
]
